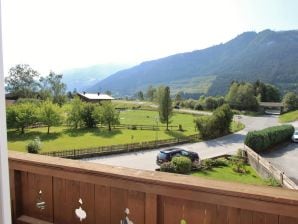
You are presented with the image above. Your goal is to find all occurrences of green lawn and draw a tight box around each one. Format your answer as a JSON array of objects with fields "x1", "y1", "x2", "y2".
[
  {"x1": 191, "y1": 164, "x2": 272, "y2": 186},
  {"x1": 279, "y1": 110, "x2": 298, "y2": 123},
  {"x1": 8, "y1": 110, "x2": 199, "y2": 152},
  {"x1": 7, "y1": 109, "x2": 244, "y2": 152}
]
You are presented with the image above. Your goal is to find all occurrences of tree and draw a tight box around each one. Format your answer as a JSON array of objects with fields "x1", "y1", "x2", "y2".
[
  {"x1": 39, "y1": 71, "x2": 67, "y2": 106},
  {"x1": 81, "y1": 103, "x2": 97, "y2": 128},
  {"x1": 67, "y1": 97, "x2": 84, "y2": 129},
  {"x1": 39, "y1": 100, "x2": 63, "y2": 134},
  {"x1": 136, "y1": 91, "x2": 144, "y2": 101},
  {"x1": 158, "y1": 86, "x2": 173, "y2": 130},
  {"x1": 226, "y1": 82, "x2": 258, "y2": 111},
  {"x1": 6, "y1": 102, "x2": 38, "y2": 134},
  {"x1": 175, "y1": 92, "x2": 183, "y2": 102},
  {"x1": 146, "y1": 85, "x2": 156, "y2": 101},
  {"x1": 98, "y1": 102, "x2": 120, "y2": 131},
  {"x1": 283, "y1": 92, "x2": 298, "y2": 111},
  {"x1": 5, "y1": 64, "x2": 39, "y2": 98},
  {"x1": 195, "y1": 104, "x2": 233, "y2": 139}
]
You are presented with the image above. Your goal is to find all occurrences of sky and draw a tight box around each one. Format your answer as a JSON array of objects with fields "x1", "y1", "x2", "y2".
[{"x1": 2, "y1": 0, "x2": 298, "y2": 75}]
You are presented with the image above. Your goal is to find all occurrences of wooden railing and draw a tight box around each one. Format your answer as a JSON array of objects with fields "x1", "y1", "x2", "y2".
[{"x1": 9, "y1": 151, "x2": 298, "y2": 224}]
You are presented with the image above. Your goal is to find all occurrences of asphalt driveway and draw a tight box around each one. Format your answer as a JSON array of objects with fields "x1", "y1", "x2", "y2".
[{"x1": 86, "y1": 115, "x2": 280, "y2": 171}]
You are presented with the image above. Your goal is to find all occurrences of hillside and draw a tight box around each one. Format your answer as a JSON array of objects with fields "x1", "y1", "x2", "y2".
[
  {"x1": 90, "y1": 30, "x2": 298, "y2": 96},
  {"x1": 62, "y1": 64, "x2": 129, "y2": 92}
]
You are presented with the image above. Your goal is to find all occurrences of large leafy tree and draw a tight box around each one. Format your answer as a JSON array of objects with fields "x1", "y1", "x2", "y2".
[
  {"x1": 146, "y1": 85, "x2": 156, "y2": 101},
  {"x1": 39, "y1": 71, "x2": 67, "y2": 106},
  {"x1": 81, "y1": 103, "x2": 97, "y2": 128},
  {"x1": 226, "y1": 82, "x2": 259, "y2": 111},
  {"x1": 283, "y1": 92, "x2": 298, "y2": 112},
  {"x1": 158, "y1": 86, "x2": 173, "y2": 130},
  {"x1": 67, "y1": 97, "x2": 84, "y2": 129},
  {"x1": 98, "y1": 102, "x2": 120, "y2": 131},
  {"x1": 6, "y1": 102, "x2": 38, "y2": 134},
  {"x1": 5, "y1": 64, "x2": 40, "y2": 98},
  {"x1": 39, "y1": 100, "x2": 63, "y2": 134}
]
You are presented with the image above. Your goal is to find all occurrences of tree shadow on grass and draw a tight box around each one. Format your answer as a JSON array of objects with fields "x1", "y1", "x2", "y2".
[
  {"x1": 63, "y1": 128, "x2": 99, "y2": 137},
  {"x1": 92, "y1": 129, "x2": 122, "y2": 138},
  {"x1": 7, "y1": 130, "x2": 61, "y2": 142},
  {"x1": 164, "y1": 130, "x2": 187, "y2": 139}
]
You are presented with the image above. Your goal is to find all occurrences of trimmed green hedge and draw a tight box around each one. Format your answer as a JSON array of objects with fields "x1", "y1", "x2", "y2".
[{"x1": 245, "y1": 125, "x2": 294, "y2": 152}]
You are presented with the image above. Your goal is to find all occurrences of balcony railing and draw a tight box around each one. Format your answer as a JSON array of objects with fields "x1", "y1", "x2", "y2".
[{"x1": 9, "y1": 151, "x2": 298, "y2": 224}]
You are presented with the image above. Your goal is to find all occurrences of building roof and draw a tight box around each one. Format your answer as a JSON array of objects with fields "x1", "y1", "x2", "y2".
[
  {"x1": 77, "y1": 92, "x2": 114, "y2": 100},
  {"x1": 259, "y1": 102, "x2": 284, "y2": 107}
]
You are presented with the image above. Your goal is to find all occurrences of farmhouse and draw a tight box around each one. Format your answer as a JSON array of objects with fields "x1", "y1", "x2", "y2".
[{"x1": 77, "y1": 92, "x2": 114, "y2": 103}]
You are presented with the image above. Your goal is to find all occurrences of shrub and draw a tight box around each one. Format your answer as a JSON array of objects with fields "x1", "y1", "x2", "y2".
[
  {"x1": 27, "y1": 137, "x2": 42, "y2": 154},
  {"x1": 245, "y1": 125, "x2": 294, "y2": 152},
  {"x1": 201, "y1": 158, "x2": 214, "y2": 170},
  {"x1": 229, "y1": 150, "x2": 246, "y2": 173},
  {"x1": 195, "y1": 104, "x2": 233, "y2": 139},
  {"x1": 171, "y1": 156, "x2": 192, "y2": 174},
  {"x1": 160, "y1": 162, "x2": 176, "y2": 173}
]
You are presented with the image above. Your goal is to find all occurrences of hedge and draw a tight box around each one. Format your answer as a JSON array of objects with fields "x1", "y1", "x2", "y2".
[{"x1": 245, "y1": 125, "x2": 294, "y2": 152}]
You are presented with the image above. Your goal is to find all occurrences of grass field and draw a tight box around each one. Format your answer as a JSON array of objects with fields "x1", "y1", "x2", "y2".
[
  {"x1": 191, "y1": 164, "x2": 273, "y2": 186},
  {"x1": 7, "y1": 109, "x2": 244, "y2": 152},
  {"x1": 7, "y1": 110, "x2": 199, "y2": 152},
  {"x1": 279, "y1": 110, "x2": 298, "y2": 123}
]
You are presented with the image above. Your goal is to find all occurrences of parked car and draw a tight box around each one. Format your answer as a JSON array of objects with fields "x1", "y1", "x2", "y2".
[
  {"x1": 292, "y1": 130, "x2": 298, "y2": 143},
  {"x1": 156, "y1": 148, "x2": 199, "y2": 165}
]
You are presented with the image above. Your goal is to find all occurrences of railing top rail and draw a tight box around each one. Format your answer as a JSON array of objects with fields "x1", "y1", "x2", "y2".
[{"x1": 9, "y1": 151, "x2": 298, "y2": 206}]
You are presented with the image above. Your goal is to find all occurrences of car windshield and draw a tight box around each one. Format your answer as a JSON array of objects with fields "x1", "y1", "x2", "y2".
[
  {"x1": 158, "y1": 152, "x2": 167, "y2": 159},
  {"x1": 181, "y1": 151, "x2": 189, "y2": 156}
]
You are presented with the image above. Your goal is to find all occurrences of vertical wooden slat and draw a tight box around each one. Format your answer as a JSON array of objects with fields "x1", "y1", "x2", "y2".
[
  {"x1": 204, "y1": 203, "x2": 217, "y2": 224},
  {"x1": 227, "y1": 207, "x2": 241, "y2": 224},
  {"x1": 79, "y1": 182, "x2": 95, "y2": 224},
  {"x1": 162, "y1": 196, "x2": 183, "y2": 224},
  {"x1": 145, "y1": 193, "x2": 157, "y2": 224},
  {"x1": 157, "y1": 196, "x2": 164, "y2": 224},
  {"x1": 53, "y1": 178, "x2": 95, "y2": 224},
  {"x1": 184, "y1": 200, "x2": 206, "y2": 223},
  {"x1": 128, "y1": 190, "x2": 145, "y2": 224},
  {"x1": 240, "y1": 210, "x2": 253, "y2": 224},
  {"x1": 279, "y1": 216, "x2": 298, "y2": 224},
  {"x1": 253, "y1": 212, "x2": 278, "y2": 224},
  {"x1": 21, "y1": 172, "x2": 53, "y2": 222},
  {"x1": 110, "y1": 187, "x2": 127, "y2": 224},
  {"x1": 95, "y1": 185, "x2": 110, "y2": 224},
  {"x1": 216, "y1": 205, "x2": 228, "y2": 224},
  {"x1": 53, "y1": 178, "x2": 80, "y2": 224}
]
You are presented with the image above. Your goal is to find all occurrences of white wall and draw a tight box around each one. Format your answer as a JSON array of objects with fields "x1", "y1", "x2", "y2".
[{"x1": 0, "y1": 0, "x2": 12, "y2": 222}]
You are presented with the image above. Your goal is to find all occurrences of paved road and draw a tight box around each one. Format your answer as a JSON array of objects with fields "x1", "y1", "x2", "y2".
[
  {"x1": 86, "y1": 115, "x2": 280, "y2": 171},
  {"x1": 261, "y1": 121, "x2": 298, "y2": 184}
]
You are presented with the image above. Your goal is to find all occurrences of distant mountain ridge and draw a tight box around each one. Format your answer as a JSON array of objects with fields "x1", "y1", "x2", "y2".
[
  {"x1": 62, "y1": 64, "x2": 129, "y2": 92},
  {"x1": 89, "y1": 29, "x2": 298, "y2": 96}
]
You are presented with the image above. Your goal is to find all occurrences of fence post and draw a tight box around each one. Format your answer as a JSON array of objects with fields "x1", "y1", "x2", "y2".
[{"x1": 280, "y1": 172, "x2": 284, "y2": 185}]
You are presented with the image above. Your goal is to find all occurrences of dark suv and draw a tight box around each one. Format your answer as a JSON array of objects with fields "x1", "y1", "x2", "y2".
[{"x1": 156, "y1": 148, "x2": 199, "y2": 165}]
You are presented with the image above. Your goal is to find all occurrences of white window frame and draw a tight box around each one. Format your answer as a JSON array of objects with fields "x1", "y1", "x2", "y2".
[{"x1": 0, "y1": 0, "x2": 12, "y2": 222}]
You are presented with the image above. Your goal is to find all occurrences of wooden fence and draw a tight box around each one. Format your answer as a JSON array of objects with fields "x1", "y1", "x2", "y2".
[
  {"x1": 244, "y1": 145, "x2": 298, "y2": 190},
  {"x1": 41, "y1": 134, "x2": 199, "y2": 159},
  {"x1": 9, "y1": 151, "x2": 298, "y2": 224}
]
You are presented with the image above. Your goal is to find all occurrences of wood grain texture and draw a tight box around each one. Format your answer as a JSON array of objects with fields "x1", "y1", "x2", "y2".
[{"x1": 8, "y1": 151, "x2": 298, "y2": 224}]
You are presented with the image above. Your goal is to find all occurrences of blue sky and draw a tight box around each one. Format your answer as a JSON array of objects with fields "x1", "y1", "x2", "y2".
[{"x1": 2, "y1": 0, "x2": 298, "y2": 75}]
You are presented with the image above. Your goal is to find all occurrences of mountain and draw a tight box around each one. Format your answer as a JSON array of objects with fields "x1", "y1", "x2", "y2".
[
  {"x1": 90, "y1": 30, "x2": 298, "y2": 96},
  {"x1": 62, "y1": 64, "x2": 129, "y2": 92}
]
